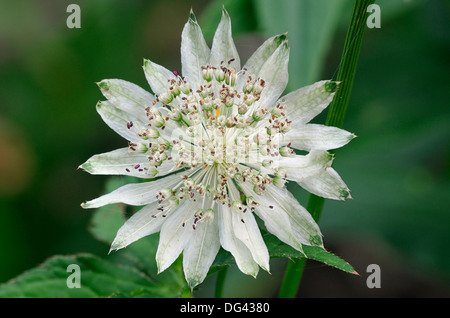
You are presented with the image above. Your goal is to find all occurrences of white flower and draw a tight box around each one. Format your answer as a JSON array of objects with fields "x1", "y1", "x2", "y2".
[{"x1": 79, "y1": 8, "x2": 355, "y2": 288}]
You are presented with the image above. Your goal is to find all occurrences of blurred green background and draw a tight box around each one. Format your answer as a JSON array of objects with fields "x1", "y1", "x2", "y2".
[{"x1": 0, "y1": 0, "x2": 448, "y2": 297}]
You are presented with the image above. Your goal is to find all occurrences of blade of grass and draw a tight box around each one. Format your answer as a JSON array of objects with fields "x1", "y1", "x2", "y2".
[{"x1": 278, "y1": 0, "x2": 375, "y2": 298}]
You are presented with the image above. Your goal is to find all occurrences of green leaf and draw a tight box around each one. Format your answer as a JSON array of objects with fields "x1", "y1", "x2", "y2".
[
  {"x1": 0, "y1": 254, "x2": 165, "y2": 298},
  {"x1": 88, "y1": 177, "x2": 179, "y2": 283},
  {"x1": 264, "y1": 233, "x2": 304, "y2": 259},
  {"x1": 302, "y1": 246, "x2": 357, "y2": 274},
  {"x1": 210, "y1": 233, "x2": 356, "y2": 274},
  {"x1": 88, "y1": 177, "x2": 188, "y2": 295},
  {"x1": 265, "y1": 234, "x2": 357, "y2": 274},
  {"x1": 89, "y1": 198, "x2": 159, "y2": 276},
  {"x1": 211, "y1": 248, "x2": 235, "y2": 268}
]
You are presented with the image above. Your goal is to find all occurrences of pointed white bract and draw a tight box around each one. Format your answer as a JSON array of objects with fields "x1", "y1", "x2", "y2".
[
  {"x1": 217, "y1": 203, "x2": 259, "y2": 277},
  {"x1": 182, "y1": 210, "x2": 220, "y2": 287},
  {"x1": 97, "y1": 79, "x2": 157, "y2": 119},
  {"x1": 210, "y1": 7, "x2": 240, "y2": 72},
  {"x1": 156, "y1": 200, "x2": 197, "y2": 273},
  {"x1": 143, "y1": 59, "x2": 176, "y2": 96},
  {"x1": 110, "y1": 201, "x2": 169, "y2": 251},
  {"x1": 80, "y1": 8, "x2": 354, "y2": 288},
  {"x1": 181, "y1": 10, "x2": 210, "y2": 90},
  {"x1": 279, "y1": 80, "x2": 338, "y2": 125},
  {"x1": 249, "y1": 42, "x2": 290, "y2": 114},
  {"x1": 282, "y1": 124, "x2": 355, "y2": 151},
  {"x1": 297, "y1": 167, "x2": 352, "y2": 200},
  {"x1": 236, "y1": 34, "x2": 287, "y2": 92},
  {"x1": 79, "y1": 147, "x2": 159, "y2": 178}
]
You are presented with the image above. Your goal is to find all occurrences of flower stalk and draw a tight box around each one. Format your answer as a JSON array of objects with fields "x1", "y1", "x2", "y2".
[
  {"x1": 214, "y1": 266, "x2": 228, "y2": 298},
  {"x1": 278, "y1": 0, "x2": 376, "y2": 298}
]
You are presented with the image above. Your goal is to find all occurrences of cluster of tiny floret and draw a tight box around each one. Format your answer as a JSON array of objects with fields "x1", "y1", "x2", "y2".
[{"x1": 122, "y1": 60, "x2": 298, "y2": 229}]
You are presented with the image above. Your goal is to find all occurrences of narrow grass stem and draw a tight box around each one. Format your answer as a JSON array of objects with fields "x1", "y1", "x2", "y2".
[
  {"x1": 214, "y1": 266, "x2": 228, "y2": 298},
  {"x1": 278, "y1": 0, "x2": 375, "y2": 298}
]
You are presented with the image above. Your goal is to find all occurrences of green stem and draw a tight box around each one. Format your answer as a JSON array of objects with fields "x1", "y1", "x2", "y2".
[
  {"x1": 214, "y1": 266, "x2": 228, "y2": 298},
  {"x1": 325, "y1": 1, "x2": 375, "y2": 129},
  {"x1": 278, "y1": 0, "x2": 375, "y2": 298},
  {"x1": 277, "y1": 258, "x2": 306, "y2": 297}
]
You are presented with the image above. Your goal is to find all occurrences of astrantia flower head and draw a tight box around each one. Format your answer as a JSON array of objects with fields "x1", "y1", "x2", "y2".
[{"x1": 80, "y1": 8, "x2": 355, "y2": 288}]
